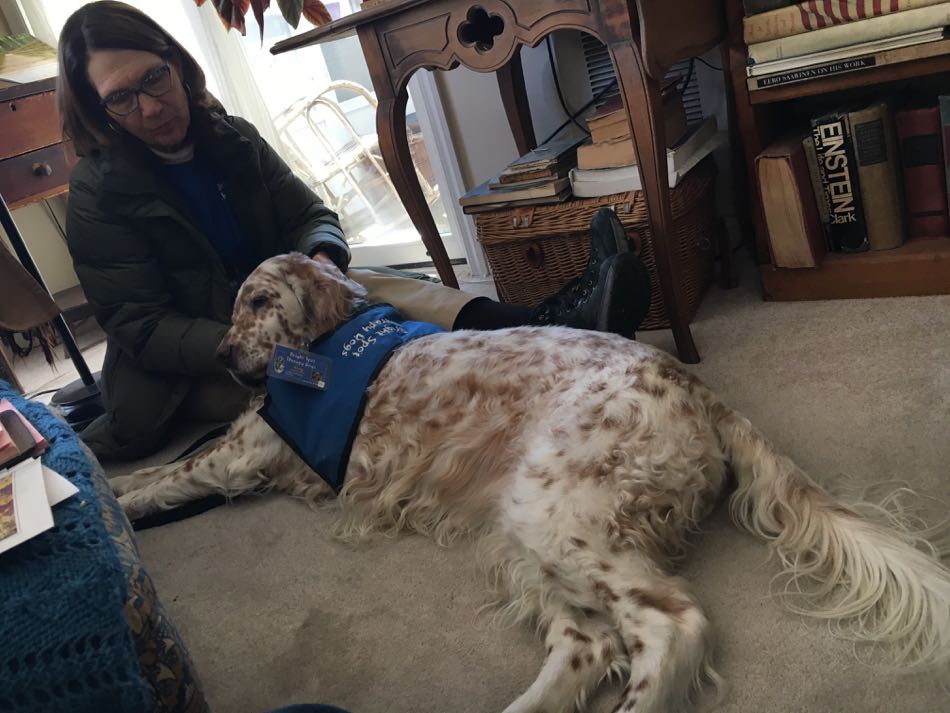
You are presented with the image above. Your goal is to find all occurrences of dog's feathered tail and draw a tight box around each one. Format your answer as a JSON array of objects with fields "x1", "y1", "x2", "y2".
[{"x1": 714, "y1": 404, "x2": 950, "y2": 670}]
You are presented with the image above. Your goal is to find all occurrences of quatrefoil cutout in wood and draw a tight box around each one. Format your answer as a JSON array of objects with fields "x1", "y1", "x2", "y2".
[{"x1": 457, "y1": 6, "x2": 505, "y2": 54}]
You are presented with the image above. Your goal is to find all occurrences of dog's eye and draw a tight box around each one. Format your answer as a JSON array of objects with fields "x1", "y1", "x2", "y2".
[{"x1": 250, "y1": 295, "x2": 270, "y2": 310}]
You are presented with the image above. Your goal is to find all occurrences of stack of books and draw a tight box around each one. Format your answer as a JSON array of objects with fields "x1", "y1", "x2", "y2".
[
  {"x1": 742, "y1": 1, "x2": 950, "y2": 91},
  {"x1": 0, "y1": 399, "x2": 77, "y2": 555},
  {"x1": 458, "y1": 133, "x2": 585, "y2": 214},
  {"x1": 574, "y1": 90, "x2": 687, "y2": 171},
  {"x1": 569, "y1": 114, "x2": 724, "y2": 198},
  {"x1": 755, "y1": 95, "x2": 950, "y2": 268}
]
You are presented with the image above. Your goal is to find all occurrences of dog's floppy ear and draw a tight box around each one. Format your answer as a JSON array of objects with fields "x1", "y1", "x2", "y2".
[{"x1": 283, "y1": 253, "x2": 367, "y2": 336}]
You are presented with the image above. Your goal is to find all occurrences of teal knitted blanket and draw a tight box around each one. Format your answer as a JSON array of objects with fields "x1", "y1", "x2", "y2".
[{"x1": 0, "y1": 383, "x2": 152, "y2": 712}]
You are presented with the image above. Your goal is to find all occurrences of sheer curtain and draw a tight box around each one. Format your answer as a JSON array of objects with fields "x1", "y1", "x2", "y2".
[
  {"x1": 183, "y1": 1, "x2": 282, "y2": 149},
  {"x1": 5, "y1": 0, "x2": 56, "y2": 45},
  {"x1": 13, "y1": 0, "x2": 283, "y2": 150}
]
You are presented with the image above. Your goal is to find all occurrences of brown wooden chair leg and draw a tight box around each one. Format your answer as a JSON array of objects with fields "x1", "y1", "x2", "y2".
[
  {"x1": 717, "y1": 43, "x2": 744, "y2": 290},
  {"x1": 496, "y1": 48, "x2": 538, "y2": 156},
  {"x1": 375, "y1": 88, "x2": 459, "y2": 288},
  {"x1": 609, "y1": 42, "x2": 701, "y2": 364},
  {"x1": 716, "y1": 217, "x2": 736, "y2": 290}
]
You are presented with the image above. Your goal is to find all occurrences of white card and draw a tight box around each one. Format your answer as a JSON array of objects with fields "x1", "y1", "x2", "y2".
[
  {"x1": 42, "y1": 465, "x2": 79, "y2": 507},
  {"x1": 0, "y1": 458, "x2": 55, "y2": 555}
]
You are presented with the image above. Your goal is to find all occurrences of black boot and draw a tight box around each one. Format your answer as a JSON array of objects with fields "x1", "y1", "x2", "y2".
[
  {"x1": 536, "y1": 207, "x2": 632, "y2": 309},
  {"x1": 530, "y1": 252, "x2": 651, "y2": 336},
  {"x1": 530, "y1": 208, "x2": 650, "y2": 336},
  {"x1": 587, "y1": 206, "x2": 631, "y2": 264}
]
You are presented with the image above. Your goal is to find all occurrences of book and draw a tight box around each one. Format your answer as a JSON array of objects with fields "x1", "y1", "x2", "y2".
[
  {"x1": 496, "y1": 134, "x2": 585, "y2": 185},
  {"x1": 0, "y1": 458, "x2": 78, "y2": 556},
  {"x1": 577, "y1": 115, "x2": 717, "y2": 171},
  {"x1": 0, "y1": 400, "x2": 47, "y2": 468},
  {"x1": 0, "y1": 459, "x2": 53, "y2": 554},
  {"x1": 586, "y1": 90, "x2": 687, "y2": 147},
  {"x1": 746, "y1": 27, "x2": 945, "y2": 77},
  {"x1": 756, "y1": 134, "x2": 827, "y2": 268},
  {"x1": 744, "y1": 0, "x2": 794, "y2": 14},
  {"x1": 743, "y1": 0, "x2": 946, "y2": 45},
  {"x1": 0, "y1": 413, "x2": 37, "y2": 468},
  {"x1": 496, "y1": 165, "x2": 569, "y2": 185},
  {"x1": 847, "y1": 102, "x2": 905, "y2": 250},
  {"x1": 569, "y1": 131, "x2": 726, "y2": 198},
  {"x1": 460, "y1": 177, "x2": 571, "y2": 209},
  {"x1": 747, "y1": 37, "x2": 950, "y2": 89},
  {"x1": 802, "y1": 135, "x2": 832, "y2": 231},
  {"x1": 488, "y1": 175, "x2": 561, "y2": 191},
  {"x1": 811, "y1": 110, "x2": 869, "y2": 252},
  {"x1": 0, "y1": 425, "x2": 13, "y2": 465},
  {"x1": 939, "y1": 94, "x2": 950, "y2": 208},
  {"x1": 0, "y1": 34, "x2": 58, "y2": 84},
  {"x1": 747, "y1": 3, "x2": 950, "y2": 64},
  {"x1": 895, "y1": 105, "x2": 950, "y2": 237},
  {"x1": 462, "y1": 187, "x2": 572, "y2": 214}
]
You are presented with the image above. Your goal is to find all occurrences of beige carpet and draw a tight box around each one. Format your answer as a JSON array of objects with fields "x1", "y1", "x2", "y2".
[{"x1": 119, "y1": 255, "x2": 950, "y2": 713}]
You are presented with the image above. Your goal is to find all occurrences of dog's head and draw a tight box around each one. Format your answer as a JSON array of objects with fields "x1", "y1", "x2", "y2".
[{"x1": 216, "y1": 253, "x2": 367, "y2": 386}]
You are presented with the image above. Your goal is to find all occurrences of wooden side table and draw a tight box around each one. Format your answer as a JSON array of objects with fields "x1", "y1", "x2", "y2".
[{"x1": 274, "y1": 0, "x2": 729, "y2": 363}]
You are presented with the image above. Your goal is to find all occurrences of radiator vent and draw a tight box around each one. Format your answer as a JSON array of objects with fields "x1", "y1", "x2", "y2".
[{"x1": 580, "y1": 34, "x2": 705, "y2": 125}]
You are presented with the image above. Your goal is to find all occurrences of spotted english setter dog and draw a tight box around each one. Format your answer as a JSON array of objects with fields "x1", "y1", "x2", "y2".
[{"x1": 113, "y1": 253, "x2": 950, "y2": 713}]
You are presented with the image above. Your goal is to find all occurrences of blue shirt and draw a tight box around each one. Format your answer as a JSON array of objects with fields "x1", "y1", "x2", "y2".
[{"x1": 158, "y1": 156, "x2": 258, "y2": 291}]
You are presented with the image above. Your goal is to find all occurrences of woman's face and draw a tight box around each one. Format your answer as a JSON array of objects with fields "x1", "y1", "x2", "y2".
[{"x1": 86, "y1": 48, "x2": 191, "y2": 151}]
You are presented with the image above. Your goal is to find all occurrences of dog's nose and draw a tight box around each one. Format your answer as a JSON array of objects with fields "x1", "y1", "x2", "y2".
[{"x1": 216, "y1": 341, "x2": 233, "y2": 366}]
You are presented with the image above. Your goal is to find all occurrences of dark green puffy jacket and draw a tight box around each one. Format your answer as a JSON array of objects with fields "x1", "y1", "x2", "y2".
[{"x1": 65, "y1": 115, "x2": 349, "y2": 459}]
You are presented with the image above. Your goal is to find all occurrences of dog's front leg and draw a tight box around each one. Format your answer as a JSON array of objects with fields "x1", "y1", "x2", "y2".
[{"x1": 116, "y1": 410, "x2": 278, "y2": 520}]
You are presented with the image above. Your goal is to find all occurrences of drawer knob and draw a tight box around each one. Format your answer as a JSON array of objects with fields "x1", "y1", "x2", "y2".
[{"x1": 32, "y1": 162, "x2": 53, "y2": 177}]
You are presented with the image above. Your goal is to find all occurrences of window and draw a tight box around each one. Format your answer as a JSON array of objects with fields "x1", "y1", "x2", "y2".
[
  {"x1": 22, "y1": 0, "x2": 461, "y2": 268},
  {"x1": 236, "y1": 1, "x2": 451, "y2": 265}
]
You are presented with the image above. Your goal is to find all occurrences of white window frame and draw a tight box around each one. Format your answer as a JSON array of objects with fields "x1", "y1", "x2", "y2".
[{"x1": 409, "y1": 70, "x2": 489, "y2": 278}]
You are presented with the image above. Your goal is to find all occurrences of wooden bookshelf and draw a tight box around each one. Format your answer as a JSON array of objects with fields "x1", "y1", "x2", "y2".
[
  {"x1": 725, "y1": 0, "x2": 950, "y2": 301},
  {"x1": 760, "y1": 238, "x2": 950, "y2": 301}
]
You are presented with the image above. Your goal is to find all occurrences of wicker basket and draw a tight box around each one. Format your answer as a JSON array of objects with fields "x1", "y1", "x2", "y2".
[{"x1": 475, "y1": 158, "x2": 718, "y2": 330}]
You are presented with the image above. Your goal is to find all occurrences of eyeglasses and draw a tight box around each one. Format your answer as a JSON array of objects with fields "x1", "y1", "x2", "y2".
[{"x1": 100, "y1": 63, "x2": 173, "y2": 116}]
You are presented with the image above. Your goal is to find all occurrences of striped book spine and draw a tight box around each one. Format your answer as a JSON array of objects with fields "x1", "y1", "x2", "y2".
[
  {"x1": 743, "y1": 0, "x2": 946, "y2": 44},
  {"x1": 802, "y1": 1, "x2": 902, "y2": 30},
  {"x1": 748, "y1": 3, "x2": 950, "y2": 64}
]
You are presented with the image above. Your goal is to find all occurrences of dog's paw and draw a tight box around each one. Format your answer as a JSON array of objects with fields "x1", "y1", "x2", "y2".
[
  {"x1": 110, "y1": 464, "x2": 175, "y2": 496},
  {"x1": 109, "y1": 474, "x2": 139, "y2": 497},
  {"x1": 118, "y1": 490, "x2": 155, "y2": 521}
]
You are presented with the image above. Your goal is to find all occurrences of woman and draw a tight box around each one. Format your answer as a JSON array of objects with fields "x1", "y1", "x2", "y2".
[{"x1": 58, "y1": 1, "x2": 651, "y2": 460}]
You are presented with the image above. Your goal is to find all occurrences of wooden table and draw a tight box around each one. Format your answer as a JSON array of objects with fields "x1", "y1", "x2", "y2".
[{"x1": 273, "y1": 0, "x2": 729, "y2": 363}]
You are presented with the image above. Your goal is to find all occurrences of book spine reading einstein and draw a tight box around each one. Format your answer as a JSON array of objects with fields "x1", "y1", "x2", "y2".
[{"x1": 810, "y1": 111, "x2": 869, "y2": 252}]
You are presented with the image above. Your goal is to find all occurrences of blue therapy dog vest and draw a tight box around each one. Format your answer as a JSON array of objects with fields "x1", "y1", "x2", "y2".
[{"x1": 259, "y1": 305, "x2": 444, "y2": 491}]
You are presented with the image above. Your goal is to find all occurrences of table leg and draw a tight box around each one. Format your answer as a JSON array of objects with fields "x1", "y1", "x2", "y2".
[
  {"x1": 717, "y1": 43, "x2": 745, "y2": 289},
  {"x1": 496, "y1": 48, "x2": 538, "y2": 156},
  {"x1": 376, "y1": 87, "x2": 459, "y2": 288},
  {"x1": 609, "y1": 41, "x2": 701, "y2": 364}
]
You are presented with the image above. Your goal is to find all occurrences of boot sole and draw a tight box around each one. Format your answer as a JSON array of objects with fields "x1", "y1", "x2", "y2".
[
  {"x1": 596, "y1": 254, "x2": 652, "y2": 336},
  {"x1": 591, "y1": 208, "x2": 632, "y2": 258}
]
